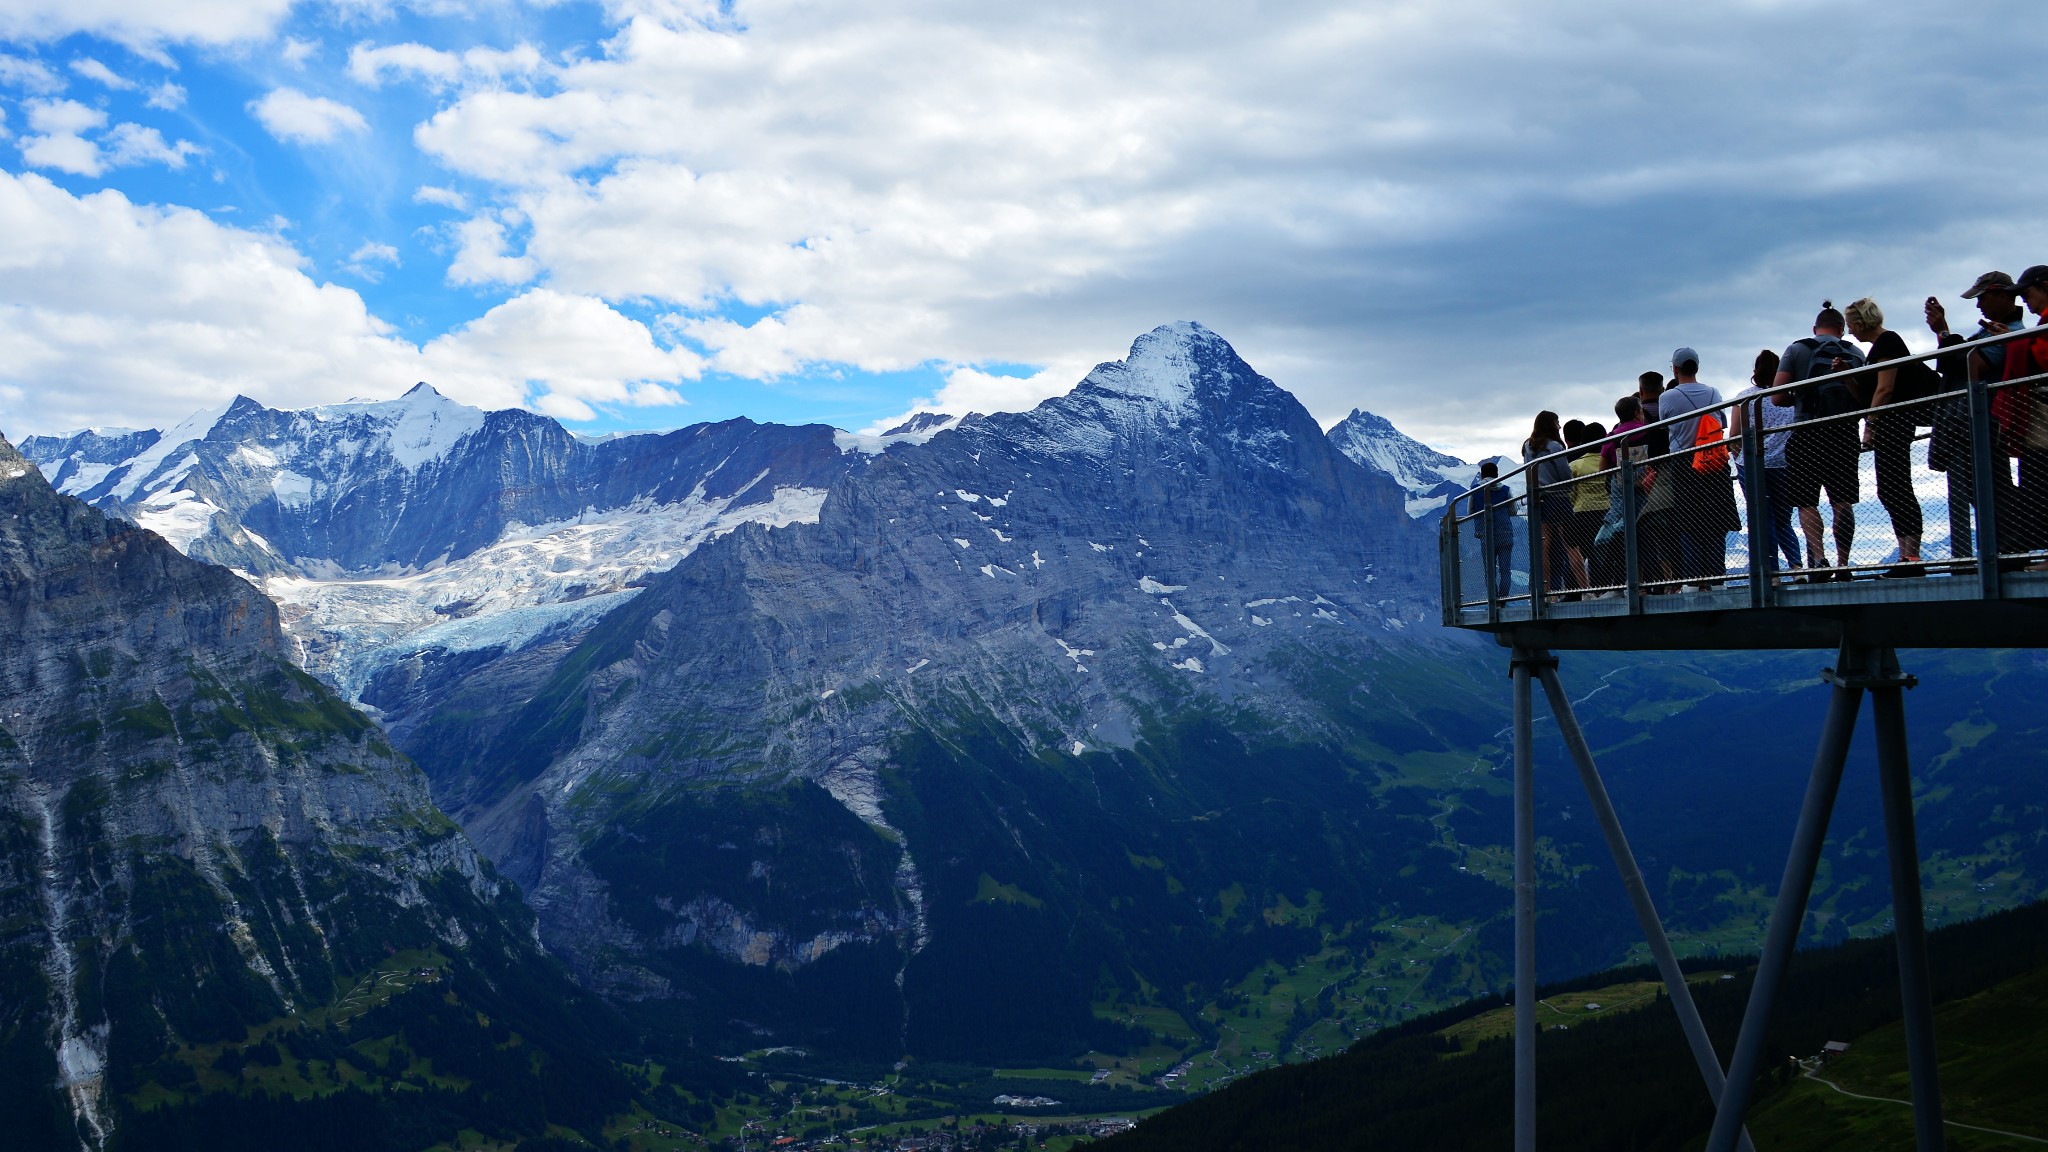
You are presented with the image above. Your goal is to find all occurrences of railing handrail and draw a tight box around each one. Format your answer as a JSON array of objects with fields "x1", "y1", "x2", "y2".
[{"x1": 1443, "y1": 321, "x2": 2043, "y2": 518}]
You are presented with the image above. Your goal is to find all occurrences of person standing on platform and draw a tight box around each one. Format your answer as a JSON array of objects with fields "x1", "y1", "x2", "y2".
[
  {"x1": 1656, "y1": 348, "x2": 1736, "y2": 587},
  {"x1": 1469, "y1": 459, "x2": 1519, "y2": 601},
  {"x1": 1774, "y1": 302, "x2": 1866, "y2": 578},
  {"x1": 1637, "y1": 372, "x2": 1671, "y2": 458},
  {"x1": 1522, "y1": 411, "x2": 1576, "y2": 598},
  {"x1": 1568, "y1": 421, "x2": 1613, "y2": 590},
  {"x1": 1928, "y1": 271, "x2": 2026, "y2": 559},
  {"x1": 1845, "y1": 297, "x2": 1928, "y2": 575},
  {"x1": 1731, "y1": 348, "x2": 1801, "y2": 577},
  {"x1": 1993, "y1": 265, "x2": 2048, "y2": 560}
]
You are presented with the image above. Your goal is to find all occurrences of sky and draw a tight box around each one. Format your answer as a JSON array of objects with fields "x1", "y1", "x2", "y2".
[{"x1": 0, "y1": 0, "x2": 2040, "y2": 459}]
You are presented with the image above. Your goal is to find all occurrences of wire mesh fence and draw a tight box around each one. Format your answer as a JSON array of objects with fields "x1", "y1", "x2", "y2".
[{"x1": 1440, "y1": 327, "x2": 2048, "y2": 624}]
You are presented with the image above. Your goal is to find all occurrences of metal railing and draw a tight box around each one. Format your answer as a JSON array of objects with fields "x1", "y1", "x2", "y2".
[{"x1": 1441, "y1": 324, "x2": 2048, "y2": 628}]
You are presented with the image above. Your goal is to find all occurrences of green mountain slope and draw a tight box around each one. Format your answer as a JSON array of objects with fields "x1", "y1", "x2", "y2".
[{"x1": 1095, "y1": 899, "x2": 2048, "y2": 1152}]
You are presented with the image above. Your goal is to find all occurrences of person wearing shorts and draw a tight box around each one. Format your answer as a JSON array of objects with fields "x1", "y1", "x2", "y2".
[{"x1": 1774, "y1": 303, "x2": 1865, "y2": 575}]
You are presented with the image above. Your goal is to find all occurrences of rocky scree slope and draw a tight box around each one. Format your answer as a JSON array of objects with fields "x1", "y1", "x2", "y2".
[
  {"x1": 0, "y1": 434, "x2": 622, "y2": 1152},
  {"x1": 399, "y1": 323, "x2": 1491, "y2": 1061},
  {"x1": 21, "y1": 387, "x2": 858, "y2": 700}
]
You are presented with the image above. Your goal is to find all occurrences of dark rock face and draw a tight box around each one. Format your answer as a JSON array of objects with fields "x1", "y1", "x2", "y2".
[
  {"x1": 0, "y1": 434, "x2": 582, "y2": 1149},
  {"x1": 397, "y1": 323, "x2": 1469, "y2": 1059}
]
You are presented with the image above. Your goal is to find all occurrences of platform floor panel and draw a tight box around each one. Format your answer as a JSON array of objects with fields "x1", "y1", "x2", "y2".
[{"x1": 1454, "y1": 571, "x2": 2048, "y2": 650}]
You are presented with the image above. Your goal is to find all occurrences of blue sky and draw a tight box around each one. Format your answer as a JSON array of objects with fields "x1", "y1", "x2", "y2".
[{"x1": 0, "y1": 1, "x2": 2042, "y2": 457}]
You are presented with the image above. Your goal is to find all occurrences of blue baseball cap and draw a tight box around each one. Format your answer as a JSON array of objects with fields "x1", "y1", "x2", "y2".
[{"x1": 1671, "y1": 347, "x2": 1700, "y2": 368}]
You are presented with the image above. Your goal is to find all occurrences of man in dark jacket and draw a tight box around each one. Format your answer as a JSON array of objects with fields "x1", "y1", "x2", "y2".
[
  {"x1": 1468, "y1": 459, "x2": 1517, "y2": 603},
  {"x1": 1927, "y1": 271, "x2": 2026, "y2": 558}
]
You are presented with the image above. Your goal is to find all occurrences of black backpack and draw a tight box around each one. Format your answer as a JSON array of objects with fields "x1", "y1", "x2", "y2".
[{"x1": 1794, "y1": 336, "x2": 1868, "y2": 419}]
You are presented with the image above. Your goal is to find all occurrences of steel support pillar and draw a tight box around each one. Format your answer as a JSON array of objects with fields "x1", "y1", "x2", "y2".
[
  {"x1": 1872, "y1": 678, "x2": 1946, "y2": 1150},
  {"x1": 1534, "y1": 660, "x2": 1757, "y2": 1152},
  {"x1": 1704, "y1": 661, "x2": 1864, "y2": 1152},
  {"x1": 1510, "y1": 651, "x2": 1540, "y2": 1152}
]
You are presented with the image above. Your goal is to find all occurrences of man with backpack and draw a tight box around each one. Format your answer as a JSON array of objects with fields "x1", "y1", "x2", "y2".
[
  {"x1": 1656, "y1": 348, "x2": 1736, "y2": 586},
  {"x1": 1774, "y1": 302, "x2": 1867, "y2": 578}
]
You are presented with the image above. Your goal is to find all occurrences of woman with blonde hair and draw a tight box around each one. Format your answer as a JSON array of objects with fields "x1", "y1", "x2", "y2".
[{"x1": 1845, "y1": 296, "x2": 1926, "y2": 574}]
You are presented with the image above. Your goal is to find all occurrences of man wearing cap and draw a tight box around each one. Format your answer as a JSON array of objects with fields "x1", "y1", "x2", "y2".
[
  {"x1": 1656, "y1": 348, "x2": 1734, "y2": 585},
  {"x1": 1927, "y1": 271, "x2": 2027, "y2": 556}
]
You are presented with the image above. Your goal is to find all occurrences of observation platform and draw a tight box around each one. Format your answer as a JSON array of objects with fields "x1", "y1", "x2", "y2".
[
  {"x1": 1434, "y1": 326, "x2": 2048, "y2": 1152},
  {"x1": 1439, "y1": 324, "x2": 2048, "y2": 654}
]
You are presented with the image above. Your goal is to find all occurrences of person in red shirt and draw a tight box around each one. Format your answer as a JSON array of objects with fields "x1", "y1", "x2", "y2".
[{"x1": 1995, "y1": 265, "x2": 2048, "y2": 557}]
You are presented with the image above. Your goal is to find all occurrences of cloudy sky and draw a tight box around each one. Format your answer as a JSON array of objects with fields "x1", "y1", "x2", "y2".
[{"x1": 0, "y1": 1, "x2": 2038, "y2": 457}]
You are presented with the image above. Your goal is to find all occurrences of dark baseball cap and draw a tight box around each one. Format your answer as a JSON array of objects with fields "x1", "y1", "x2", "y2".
[
  {"x1": 1962, "y1": 270, "x2": 2015, "y2": 299},
  {"x1": 2015, "y1": 265, "x2": 2048, "y2": 294}
]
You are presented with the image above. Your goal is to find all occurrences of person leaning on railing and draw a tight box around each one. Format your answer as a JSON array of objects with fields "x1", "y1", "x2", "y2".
[{"x1": 1928, "y1": 271, "x2": 2027, "y2": 559}]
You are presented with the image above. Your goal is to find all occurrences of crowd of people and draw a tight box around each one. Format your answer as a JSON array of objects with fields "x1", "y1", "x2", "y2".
[{"x1": 1466, "y1": 264, "x2": 2048, "y2": 601}]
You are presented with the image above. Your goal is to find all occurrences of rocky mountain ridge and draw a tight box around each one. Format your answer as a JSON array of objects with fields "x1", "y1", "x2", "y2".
[
  {"x1": 21, "y1": 387, "x2": 862, "y2": 700},
  {"x1": 381, "y1": 322, "x2": 1472, "y2": 1059},
  {"x1": 0, "y1": 432, "x2": 631, "y2": 1150}
]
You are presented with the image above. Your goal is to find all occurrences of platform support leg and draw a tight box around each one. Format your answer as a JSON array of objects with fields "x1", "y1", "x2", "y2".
[
  {"x1": 1872, "y1": 679, "x2": 1946, "y2": 1151},
  {"x1": 1534, "y1": 659, "x2": 1757, "y2": 1152},
  {"x1": 1511, "y1": 650, "x2": 1538, "y2": 1152},
  {"x1": 1705, "y1": 665, "x2": 1864, "y2": 1152}
]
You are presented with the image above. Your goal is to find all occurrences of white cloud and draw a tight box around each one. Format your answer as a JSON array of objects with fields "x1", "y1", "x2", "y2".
[
  {"x1": 16, "y1": 99, "x2": 200, "y2": 176},
  {"x1": 349, "y1": 41, "x2": 461, "y2": 88},
  {"x1": 68, "y1": 57, "x2": 135, "y2": 90},
  {"x1": 19, "y1": 98, "x2": 109, "y2": 175},
  {"x1": 446, "y1": 215, "x2": 536, "y2": 285},
  {"x1": 343, "y1": 239, "x2": 400, "y2": 279},
  {"x1": 0, "y1": 52, "x2": 64, "y2": 93},
  {"x1": 248, "y1": 86, "x2": 369, "y2": 144},
  {"x1": 349, "y1": 39, "x2": 548, "y2": 90},
  {"x1": 146, "y1": 80, "x2": 186, "y2": 109},
  {"x1": 0, "y1": 0, "x2": 297, "y2": 47},
  {"x1": 0, "y1": 173, "x2": 701, "y2": 436},
  {"x1": 24, "y1": 97, "x2": 105, "y2": 136},
  {"x1": 349, "y1": 240, "x2": 400, "y2": 265},
  {"x1": 103, "y1": 122, "x2": 199, "y2": 168},
  {"x1": 860, "y1": 361, "x2": 1090, "y2": 436},
  {"x1": 413, "y1": 184, "x2": 468, "y2": 210},
  {"x1": 385, "y1": 1, "x2": 2038, "y2": 440},
  {"x1": 281, "y1": 36, "x2": 320, "y2": 68},
  {"x1": 418, "y1": 289, "x2": 702, "y2": 419}
]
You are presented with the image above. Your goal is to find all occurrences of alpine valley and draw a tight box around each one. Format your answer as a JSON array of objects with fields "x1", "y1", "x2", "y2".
[{"x1": 10, "y1": 323, "x2": 2048, "y2": 1149}]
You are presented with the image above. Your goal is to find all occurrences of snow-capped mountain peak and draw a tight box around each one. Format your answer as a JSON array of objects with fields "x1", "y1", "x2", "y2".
[
  {"x1": 1079, "y1": 321, "x2": 1221, "y2": 409},
  {"x1": 303, "y1": 382, "x2": 487, "y2": 470},
  {"x1": 1326, "y1": 408, "x2": 1477, "y2": 519}
]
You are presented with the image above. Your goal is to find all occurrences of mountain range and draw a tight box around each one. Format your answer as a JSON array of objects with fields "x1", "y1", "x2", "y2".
[
  {"x1": 10, "y1": 322, "x2": 2048, "y2": 1147},
  {"x1": 0, "y1": 434, "x2": 637, "y2": 1152}
]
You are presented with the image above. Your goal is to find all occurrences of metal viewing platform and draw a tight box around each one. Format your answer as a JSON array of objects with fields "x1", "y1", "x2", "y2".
[{"x1": 1437, "y1": 326, "x2": 2048, "y2": 1152}]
